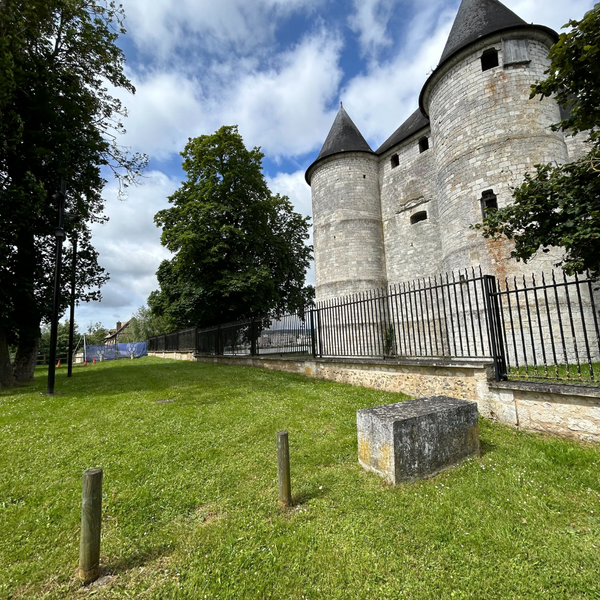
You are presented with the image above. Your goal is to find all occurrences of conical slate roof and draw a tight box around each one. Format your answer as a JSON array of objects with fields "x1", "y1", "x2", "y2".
[
  {"x1": 376, "y1": 109, "x2": 430, "y2": 155},
  {"x1": 440, "y1": 0, "x2": 527, "y2": 62},
  {"x1": 316, "y1": 104, "x2": 373, "y2": 161}
]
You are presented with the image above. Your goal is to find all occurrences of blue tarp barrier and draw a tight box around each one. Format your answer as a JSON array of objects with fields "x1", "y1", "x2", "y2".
[{"x1": 85, "y1": 342, "x2": 147, "y2": 361}]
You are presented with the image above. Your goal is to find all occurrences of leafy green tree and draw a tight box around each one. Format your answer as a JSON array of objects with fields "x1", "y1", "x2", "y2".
[
  {"x1": 150, "y1": 126, "x2": 314, "y2": 329},
  {"x1": 85, "y1": 322, "x2": 109, "y2": 346},
  {"x1": 0, "y1": 0, "x2": 145, "y2": 387},
  {"x1": 476, "y1": 4, "x2": 600, "y2": 278},
  {"x1": 121, "y1": 305, "x2": 169, "y2": 342},
  {"x1": 39, "y1": 320, "x2": 81, "y2": 358}
]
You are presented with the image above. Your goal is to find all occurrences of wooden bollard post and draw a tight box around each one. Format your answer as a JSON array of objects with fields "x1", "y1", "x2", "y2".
[
  {"x1": 277, "y1": 431, "x2": 292, "y2": 506},
  {"x1": 78, "y1": 468, "x2": 103, "y2": 584}
]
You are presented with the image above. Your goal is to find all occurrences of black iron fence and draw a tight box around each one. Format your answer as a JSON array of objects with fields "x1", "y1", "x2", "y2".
[
  {"x1": 316, "y1": 270, "x2": 492, "y2": 361},
  {"x1": 148, "y1": 268, "x2": 600, "y2": 383},
  {"x1": 493, "y1": 271, "x2": 600, "y2": 382}
]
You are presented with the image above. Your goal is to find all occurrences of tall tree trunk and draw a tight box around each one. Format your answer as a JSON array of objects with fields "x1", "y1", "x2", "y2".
[
  {"x1": 13, "y1": 334, "x2": 39, "y2": 383},
  {"x1": 0, "y1": 327, "x2": 15, "y2": 388},
  {"x1": 12, "y1": 224, "x2": 42, "y2": 383}
]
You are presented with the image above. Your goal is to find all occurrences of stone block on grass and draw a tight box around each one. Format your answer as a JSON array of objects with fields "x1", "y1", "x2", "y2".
[{"x1": 357, "y1": 396, "x2": 479, "y2": 484}]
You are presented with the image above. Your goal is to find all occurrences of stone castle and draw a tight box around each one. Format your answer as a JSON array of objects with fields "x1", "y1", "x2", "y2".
[{"x1": 306, "y1": 0, "x2": 589, "y2": 302}]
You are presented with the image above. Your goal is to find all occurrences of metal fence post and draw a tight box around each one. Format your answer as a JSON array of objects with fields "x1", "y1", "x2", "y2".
[
  {"x1": 310, "y1": 309, "x2": 317, "y2": 358},
  {"x1": 316, "y1": 307, "x2": 323, "y2": 358},
  {"x1": 483, "y1": 275, "x2": 508, "y2": 381},
  {"x1": 250, "y1": 319, "x2": 258, "y2": 356}
]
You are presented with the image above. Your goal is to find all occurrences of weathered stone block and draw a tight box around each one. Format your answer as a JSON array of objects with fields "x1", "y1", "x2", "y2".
[{"x1": 357, "y1": 396, "x2": 479, "y2": 484}]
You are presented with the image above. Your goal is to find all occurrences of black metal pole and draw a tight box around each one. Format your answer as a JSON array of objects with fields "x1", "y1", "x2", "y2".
[
  {"x1": 67, "y1": 235, "x2": 77, "y2": 378},
  {"x1": 47, "y1": 180, "x2": 66, "y2": 396}
]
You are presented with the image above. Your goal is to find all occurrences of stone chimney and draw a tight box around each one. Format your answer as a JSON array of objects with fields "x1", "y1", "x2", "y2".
[{"x1": 116, "y1": 321, "x2": 121, "y2": 331}]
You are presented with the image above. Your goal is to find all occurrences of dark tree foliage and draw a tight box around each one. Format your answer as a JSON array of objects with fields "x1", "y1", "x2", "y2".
[
  {"x1": 38, "y1": 319, "x2": 81, "y2": 357},
  {"x1": 476, "y1": 4, "x2": 600, "y2": 279},
  {"x1": 123, "y1": 305, "x2": 169, "y2": 342},
  {"x1": 0, "y1": 0, "x2": 146, "y2": 386},
  {"x1": 150, "y1": 126, "x2": 313, "y2": 329},
  {"x1": 84, "y1": 322, "x2": 109, "y2": 346}
]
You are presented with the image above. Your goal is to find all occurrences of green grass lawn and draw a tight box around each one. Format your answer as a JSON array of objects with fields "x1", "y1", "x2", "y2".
[
  {"x1": 507, "y1": 361, "x2": 600, "y2": 384},
  {"x1": 1, "y1": 357, "x2": 599, "y2": 599}
]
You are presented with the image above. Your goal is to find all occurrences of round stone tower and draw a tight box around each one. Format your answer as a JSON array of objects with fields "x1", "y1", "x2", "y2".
[
  {"x1": 420, "y1": 0, "x2": 566, "y2": 279},
  {"x1": 306, "y1": 105, "x2": 387, "y2": 301}
]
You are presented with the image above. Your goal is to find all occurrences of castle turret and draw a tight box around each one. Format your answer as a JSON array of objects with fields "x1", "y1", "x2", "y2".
[
  {"x1": 420, "y1": 0, "x2": 565, "y2": 278},
  {"x1": 306, "y1": 105, "x2": 387, "y2": 301}
]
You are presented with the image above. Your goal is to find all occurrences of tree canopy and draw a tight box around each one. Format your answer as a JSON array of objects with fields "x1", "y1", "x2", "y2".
[
  {"x1": 119, "y1": 305, "x2": 169, "y2": 342},
  {"x1": 150, "y1": 126, "x2": 313, "y2": 329},
  {"x1": 38, "y1": 319, "x2": 82, "y2": 357},
  {"x1": 0, "y1": 0, "x2": 145, "y2": 386},
  {"x1": 476, "y1": 4, "x2": 600, "y2": 278}
]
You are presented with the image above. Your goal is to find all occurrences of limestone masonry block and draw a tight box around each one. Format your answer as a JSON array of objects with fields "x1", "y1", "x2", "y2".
[{"x1": 357, "y1": 396, "x2": 479, "y2": 484}]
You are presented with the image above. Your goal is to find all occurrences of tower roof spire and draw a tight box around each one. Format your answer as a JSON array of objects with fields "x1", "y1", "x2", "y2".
[
  {"x1": 440, "y1": 0, "x2": 527, "y2": 62},
  {"x1": 305, "y1": 105, "x2": 374, "y2": 184},
  {"x1": 316, "y1": 104, "x2": 373, "y2": 162}
]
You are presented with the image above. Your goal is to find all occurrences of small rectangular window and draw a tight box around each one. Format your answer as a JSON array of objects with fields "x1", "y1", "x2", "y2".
[
  {"x1": 481, "y1": 48, "x2": 499, "y2": 71},
  {"x1": 480, "y1": 190, "x2": 498, "y2": 218},
  {"x1": 418, "y1": 137, "x2": 429, "y2": 153},
  {"x1": 391, "y1": 154, "x2": 399, "y2": 168},
  {"x1": 503, "y1": 39, "x2": 530, "y2": 66}
]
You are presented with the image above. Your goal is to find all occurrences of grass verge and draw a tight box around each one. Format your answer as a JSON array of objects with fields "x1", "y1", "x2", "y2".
[
  {"x1": 1, "y1": 357, "x2": 599, "y2": 599},
  {"x1": 507, "y1": 361, "x2": 600, "y2": 384}
]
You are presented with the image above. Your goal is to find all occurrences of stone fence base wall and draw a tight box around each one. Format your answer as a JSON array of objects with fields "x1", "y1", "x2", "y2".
[
  {"x1": 147, "y1": 352, "x2": 600, "y2": 443},
  {"x1": 149, "y1": 350, "x2": 196, "y2": 361}
]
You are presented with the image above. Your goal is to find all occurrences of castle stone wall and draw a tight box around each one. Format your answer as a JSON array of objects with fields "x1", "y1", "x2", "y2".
[
  {"x1": 565, "y1": 130, "x2": 591, "y2": 162},
  {"x1": 379, "y1": 128, "x2": 443, "y2": 283},
  {"x1": 427, "y1": 33, "x2": 568, "y2": 279},
  {"x1": 311, "y1": 152, "x2": 387, "y2": 300}
]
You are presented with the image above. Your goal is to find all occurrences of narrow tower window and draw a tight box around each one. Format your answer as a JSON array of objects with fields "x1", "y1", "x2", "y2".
[
  {"x1": 418, "y1": 137, "x2": 429, "y2": 153},
  {"x1": 410, "y1": 211, "x2": 428, "y2": 224},
  {"x1": 503, "y1": 39, "x2": 530, "y2": 66},
  {"x1": 480, "y1": 190, "x2": 498, "y2": 218},
  {"x1": 391, "y1": 154, "x2": 399, "y2": 168},
  {"x1": 481, "y1": 48, "x2": 499, "y2": 71}
]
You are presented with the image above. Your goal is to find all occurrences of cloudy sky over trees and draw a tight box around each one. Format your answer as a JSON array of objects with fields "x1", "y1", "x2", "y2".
[{"x1": 83, "y1": 0, "x2": 595, "y2": 329}]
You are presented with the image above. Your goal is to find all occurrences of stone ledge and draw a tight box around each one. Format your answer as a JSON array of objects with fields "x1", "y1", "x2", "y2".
[
  {"x1": 193, "y1": 353, "x2": 493, "y2": 370},
  {"x1": 490, "y1": 379, "x2": 600, "y2": 399}
]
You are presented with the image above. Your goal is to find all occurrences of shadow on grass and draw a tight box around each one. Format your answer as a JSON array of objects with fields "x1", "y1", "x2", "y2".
[
  {"x1": 292, "y1": 485, "x2": 322, "y2": 506},
  {"x1": 109, "y1": 543, "x2": 172, "y2": 574},
  {"x1": 479, "y1": 438, "x2": 496, "y2": 457},
  {"x1": 1, "y1": 358, "x2": 244, "y2": 400}
]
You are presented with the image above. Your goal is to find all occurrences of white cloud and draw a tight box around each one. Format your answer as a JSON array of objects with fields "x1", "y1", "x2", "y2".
[
  {"x1": 122, "y1": 0, "x2": 326, "y2": 59},
  {"x1": 267, "y1": 170, "x2": 312, "y2": 218},
  {"x1": 341, "y1": 3, "x2": 454, "y2": 147},
  {"x1": 348, "y1": 0, "x2": 395, "y2": 59},
  {"x1": 508, "y1": 0, "x2": 594, "y2": 31},
  {"x1": 121, "y1": 71, "x2": 205, "y2": 161},
  {"x1": 222, "y1": 31, "x2": 344, "y2": 158},
  {"x1": 76, "y1": 170, "x2": 178, "y2": 328},
  {"x1": 267, "y1": 170, "x2": 315, "y2": 286},
  {"x1": 120, "y1": 30, "x2": 343, "y2": 161}
]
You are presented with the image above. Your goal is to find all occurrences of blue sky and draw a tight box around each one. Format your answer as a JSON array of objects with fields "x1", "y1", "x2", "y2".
[{"x1": 78, "y1": 0, "x2": 595, "y2": 331}]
